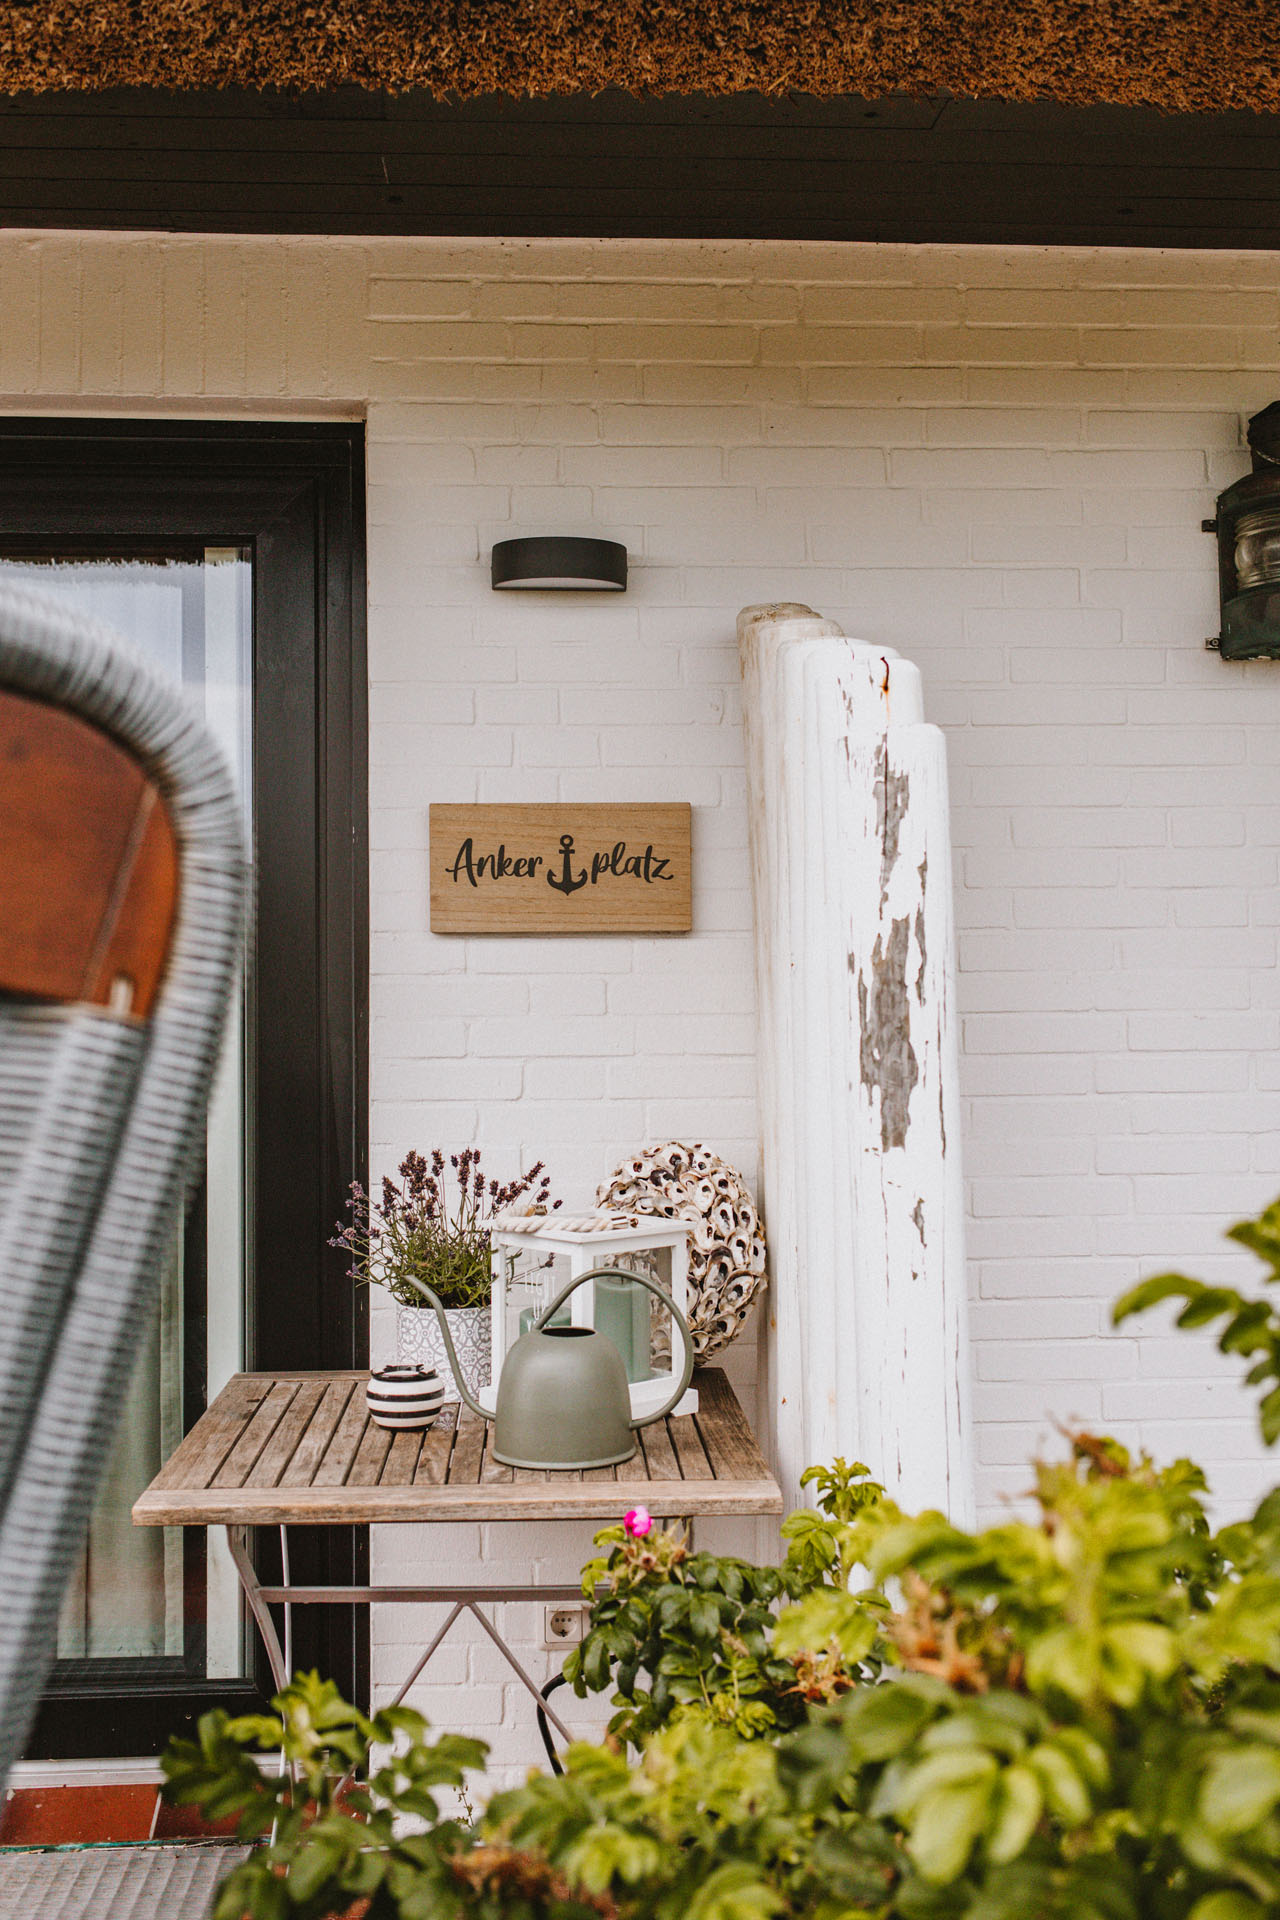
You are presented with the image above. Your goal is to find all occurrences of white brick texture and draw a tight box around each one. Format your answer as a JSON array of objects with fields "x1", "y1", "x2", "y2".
[{"x1": 6, "y1": 230, "x2": 1280, "y2": 1766}]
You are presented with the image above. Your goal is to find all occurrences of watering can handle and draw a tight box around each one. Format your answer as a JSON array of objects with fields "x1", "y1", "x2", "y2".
[
  {"x1": 393, "y1": 1277, "x2": 491, "y2": 1423},
  {"x1": 535, "y1": 1266, "x2": 695, "y2": 1430}
]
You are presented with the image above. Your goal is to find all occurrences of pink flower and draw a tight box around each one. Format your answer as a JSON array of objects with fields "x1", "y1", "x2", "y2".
[{"x1": 624, "y1": 1506, "x2": 653, "y2": 1538}]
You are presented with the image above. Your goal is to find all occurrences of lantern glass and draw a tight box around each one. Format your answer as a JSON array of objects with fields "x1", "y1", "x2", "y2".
[
  {"x1": 500, "y1": 1246, "x2": 570, "y2": 1351},
  {"x1": 1209, "y1": 402, "x2": 1280, "y2": 660},
  {"x1": 596, "y1": 1249, "x2": 677, "y2": 1383},
  {"x1": 1234, "y1": 503, "x2": 1280, "y2": 590}
]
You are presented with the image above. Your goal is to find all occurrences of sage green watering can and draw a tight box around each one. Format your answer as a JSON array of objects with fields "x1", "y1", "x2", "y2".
[{"x1": 401, "y1": 1267, "x2": 694, "y2": 1470}]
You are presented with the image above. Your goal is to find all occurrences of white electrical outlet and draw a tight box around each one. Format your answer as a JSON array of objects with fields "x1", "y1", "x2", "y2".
[{"x1": 543, "y1": 1604, "x2": 588, "y2": 1647}]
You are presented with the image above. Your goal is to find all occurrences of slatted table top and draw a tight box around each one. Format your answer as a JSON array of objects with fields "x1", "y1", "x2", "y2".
[{"x1": 133, "y1": 1367, "x2": 783, "y2": 1526}]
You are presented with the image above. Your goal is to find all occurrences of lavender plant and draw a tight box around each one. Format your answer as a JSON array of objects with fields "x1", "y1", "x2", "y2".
[{"x1": 330, "y1": 1148, "x2": 559, "y2": 1311}]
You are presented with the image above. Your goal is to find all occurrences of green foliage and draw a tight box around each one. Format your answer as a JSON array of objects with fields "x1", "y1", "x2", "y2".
[
  {"x1": 167, "y1": 1200, "x2": 1280, "y2": 1920},
  {"x1": 565, "y1": 1459, "x2": 886, "y2": 1745},
  {"x1": 485, "y1": 1716, "x2": 899, "y2": 1920},
  {"x1": 1114, "y1": 1196, "x2": 1280, "y2": 1444},
  {"x1": 488, "y1": 1426, "x2": 1280, "y2": 1918},
  {"x1": 161, "y1": 1671, "x2": 488, "y2": 1920}
]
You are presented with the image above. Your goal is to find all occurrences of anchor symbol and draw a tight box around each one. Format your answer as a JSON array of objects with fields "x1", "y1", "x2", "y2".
[{"x1": 547, "y1": 833, "x2": 588, "y2": 896}]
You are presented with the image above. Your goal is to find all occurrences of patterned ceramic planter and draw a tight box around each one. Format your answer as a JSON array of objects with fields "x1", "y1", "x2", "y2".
[
  {"x1": 395, "y1": 1303, "x2": 491, "y2": 1404},
  {"x1": 366, "y1": 1364, "x2": 446, "y2": 1431}
]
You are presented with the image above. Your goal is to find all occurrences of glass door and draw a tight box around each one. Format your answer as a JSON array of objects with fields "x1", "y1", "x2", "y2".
[
  {"x1": 0, "y1": 421, "x2": 368, "y2": 1759},
  {"x1": 0, "y1": 550, "x2": 253, "y2": 1688}
]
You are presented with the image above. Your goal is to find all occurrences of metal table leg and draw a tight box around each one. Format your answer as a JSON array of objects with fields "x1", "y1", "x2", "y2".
[
  {"x1": 226, "y1": 1525, "x2": 290, "y2": 1694},
  {"x1": 464, "y1": 1602, "x2": 576, "y2": 1742},
  {"x1": 388, "y1": 1601, "x2": 467, "y2": 1708},
  {"x1": 224, "y1": 1527, "x2": 581, "y2": 1742},
  {"x1": 278, "y1": 1525, "x2": 293, "y2": 1678}
]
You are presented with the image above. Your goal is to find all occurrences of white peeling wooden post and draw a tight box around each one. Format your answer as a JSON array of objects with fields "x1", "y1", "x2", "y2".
[{"x1": 739, "y1": 604, "x2": 973, "y2": 1523}]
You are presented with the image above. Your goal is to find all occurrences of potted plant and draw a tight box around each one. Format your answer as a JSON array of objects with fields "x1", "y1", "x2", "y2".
[{"x1": 331, "y1": 1149, "x2": 558, "y2": 1402}]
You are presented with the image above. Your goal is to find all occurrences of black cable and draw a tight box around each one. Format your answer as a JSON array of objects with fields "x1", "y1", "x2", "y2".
[{"x1": 536, "y1": 1672, "x2": 568, "y2": 1774}]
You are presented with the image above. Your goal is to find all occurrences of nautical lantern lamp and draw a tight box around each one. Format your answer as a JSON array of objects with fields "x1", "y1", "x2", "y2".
[
  {"x1": 1206, "y1": 402, "x2": 1280, "y2": 659},
  {"x1": 485, "y1": 1209, "x2": 697, "y2": 1421}
]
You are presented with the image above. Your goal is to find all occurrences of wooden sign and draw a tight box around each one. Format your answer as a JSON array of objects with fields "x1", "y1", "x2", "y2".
[{"x1": 430, "y1": 804, "x2": 692, "y2": 934}]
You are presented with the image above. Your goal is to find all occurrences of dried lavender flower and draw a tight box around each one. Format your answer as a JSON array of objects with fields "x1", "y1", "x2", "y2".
[{"x1": 331, "y1": 1148, "x2": 561, "y2": 1311}]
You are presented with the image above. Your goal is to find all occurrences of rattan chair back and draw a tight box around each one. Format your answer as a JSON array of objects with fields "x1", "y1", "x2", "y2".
[{"x1": 0, "y1": 584, "x2": 247, "y2": 1786}]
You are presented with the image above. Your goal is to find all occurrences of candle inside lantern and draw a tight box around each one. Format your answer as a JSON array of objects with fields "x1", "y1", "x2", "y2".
[{"x1": 592, "y1": 1270, "x2": 654, "y2": 1383}]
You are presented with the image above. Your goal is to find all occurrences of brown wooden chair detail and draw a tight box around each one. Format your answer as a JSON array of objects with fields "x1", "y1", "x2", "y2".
[{"x1": 0, "y1": 689, "x2": 179, "y2": 1018}]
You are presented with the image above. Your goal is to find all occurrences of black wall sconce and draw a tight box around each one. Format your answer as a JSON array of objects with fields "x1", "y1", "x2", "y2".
[
  {"x1": 490, "y1": 536, "x2": 627, "y2": 592},
  {"x1": 1205, "y1": 403, "x2": 1280, "y2": 658}
]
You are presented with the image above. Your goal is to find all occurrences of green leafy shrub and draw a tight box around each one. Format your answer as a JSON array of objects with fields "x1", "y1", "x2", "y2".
[
  {"x1": 162, "y1": 1671, "x2": 488, "y2": 1920},
  {"x1": 497, "y1": 1424, "x2": 1280, "y2": 1918},
  {"x1": 164, "y1": 1200, "x2": 1280, "y2": 1920},
  {"x1": 1115, "y1": 1194, "x2": 1280, "y2": 1444},
  {"x1": 486, "y1": 1714, "x2": 900, "y2": 1920},
  {"x1": 564, "y1": 1460, "x2": 886, "y2": 1745}
]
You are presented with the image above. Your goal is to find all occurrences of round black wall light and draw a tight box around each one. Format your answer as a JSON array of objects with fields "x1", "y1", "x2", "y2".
[
  {"x1": 1206, "y1": 402, "x2": 1280, "y2": 658},
  {"x1": 490, "y1": 536, "x2": 627, "y2": 592}
]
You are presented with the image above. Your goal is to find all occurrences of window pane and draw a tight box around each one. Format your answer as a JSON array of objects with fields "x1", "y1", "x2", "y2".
[{"x1": 0, "y1": 551, "x2": 252, "y2": 1681}]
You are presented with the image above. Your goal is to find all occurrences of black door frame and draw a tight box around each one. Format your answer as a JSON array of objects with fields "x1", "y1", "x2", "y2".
[{"x1": 0, "y1": 418, "x2": 369, "y2": 1757}]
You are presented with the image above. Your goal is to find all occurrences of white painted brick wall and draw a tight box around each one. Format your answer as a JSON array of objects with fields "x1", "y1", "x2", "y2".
[{"x1": 4, "y1": 229, "x2": 1280, "y2": 1770}]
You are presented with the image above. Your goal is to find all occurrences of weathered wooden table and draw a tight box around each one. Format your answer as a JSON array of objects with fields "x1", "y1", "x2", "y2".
[{"x1": 134, "y1": 1367, "x2": 782, "y2": 1739}]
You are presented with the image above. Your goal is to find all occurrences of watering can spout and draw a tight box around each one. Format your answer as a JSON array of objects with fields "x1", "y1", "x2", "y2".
[
  {"x1": 395, "y1": 1275, "x2": 491, "y2": 1422},
  {"x1": 396, "y1": 1267, "x2": 694, "y2": 1470}
]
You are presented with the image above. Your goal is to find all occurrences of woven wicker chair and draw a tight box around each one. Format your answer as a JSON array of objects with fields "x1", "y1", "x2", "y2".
[{"x1": 0, "y1": 584, "x2": 247, "y2": 1788}]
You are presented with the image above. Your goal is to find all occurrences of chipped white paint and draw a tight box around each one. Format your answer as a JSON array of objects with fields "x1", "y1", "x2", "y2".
[{"x1": 739, "y1": 604, "x2": 973, "y2": 1521}]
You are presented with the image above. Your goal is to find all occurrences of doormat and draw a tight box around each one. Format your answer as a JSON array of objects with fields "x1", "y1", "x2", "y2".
[{"x1": 0, "y1": 1840, "x2": 251, "y2": 1919}]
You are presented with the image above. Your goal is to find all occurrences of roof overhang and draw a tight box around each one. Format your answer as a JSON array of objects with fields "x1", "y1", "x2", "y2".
[{"x1": 2, "y1": 87, "x2": 1279, "y2": 249}]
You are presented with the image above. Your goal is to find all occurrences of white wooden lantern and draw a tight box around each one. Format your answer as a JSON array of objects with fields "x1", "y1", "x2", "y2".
[{"x1": 483, "y1": 1210, "x2": 698, "y2": 1420}]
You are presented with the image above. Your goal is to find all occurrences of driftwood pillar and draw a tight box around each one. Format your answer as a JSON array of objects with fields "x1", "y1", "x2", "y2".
[{"x1": 739, "y1": 604, "x2": 973, "y2": 1522}]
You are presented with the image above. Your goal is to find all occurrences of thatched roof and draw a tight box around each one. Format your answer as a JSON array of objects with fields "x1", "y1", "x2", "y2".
[{"x1": 0, "y1": 1, "x2": 1274, "y2": 114}]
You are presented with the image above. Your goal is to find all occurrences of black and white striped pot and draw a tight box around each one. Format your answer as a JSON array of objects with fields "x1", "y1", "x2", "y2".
[{"x1": 366, "y1": 1364, "x2": 446, "y2": 1431}]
